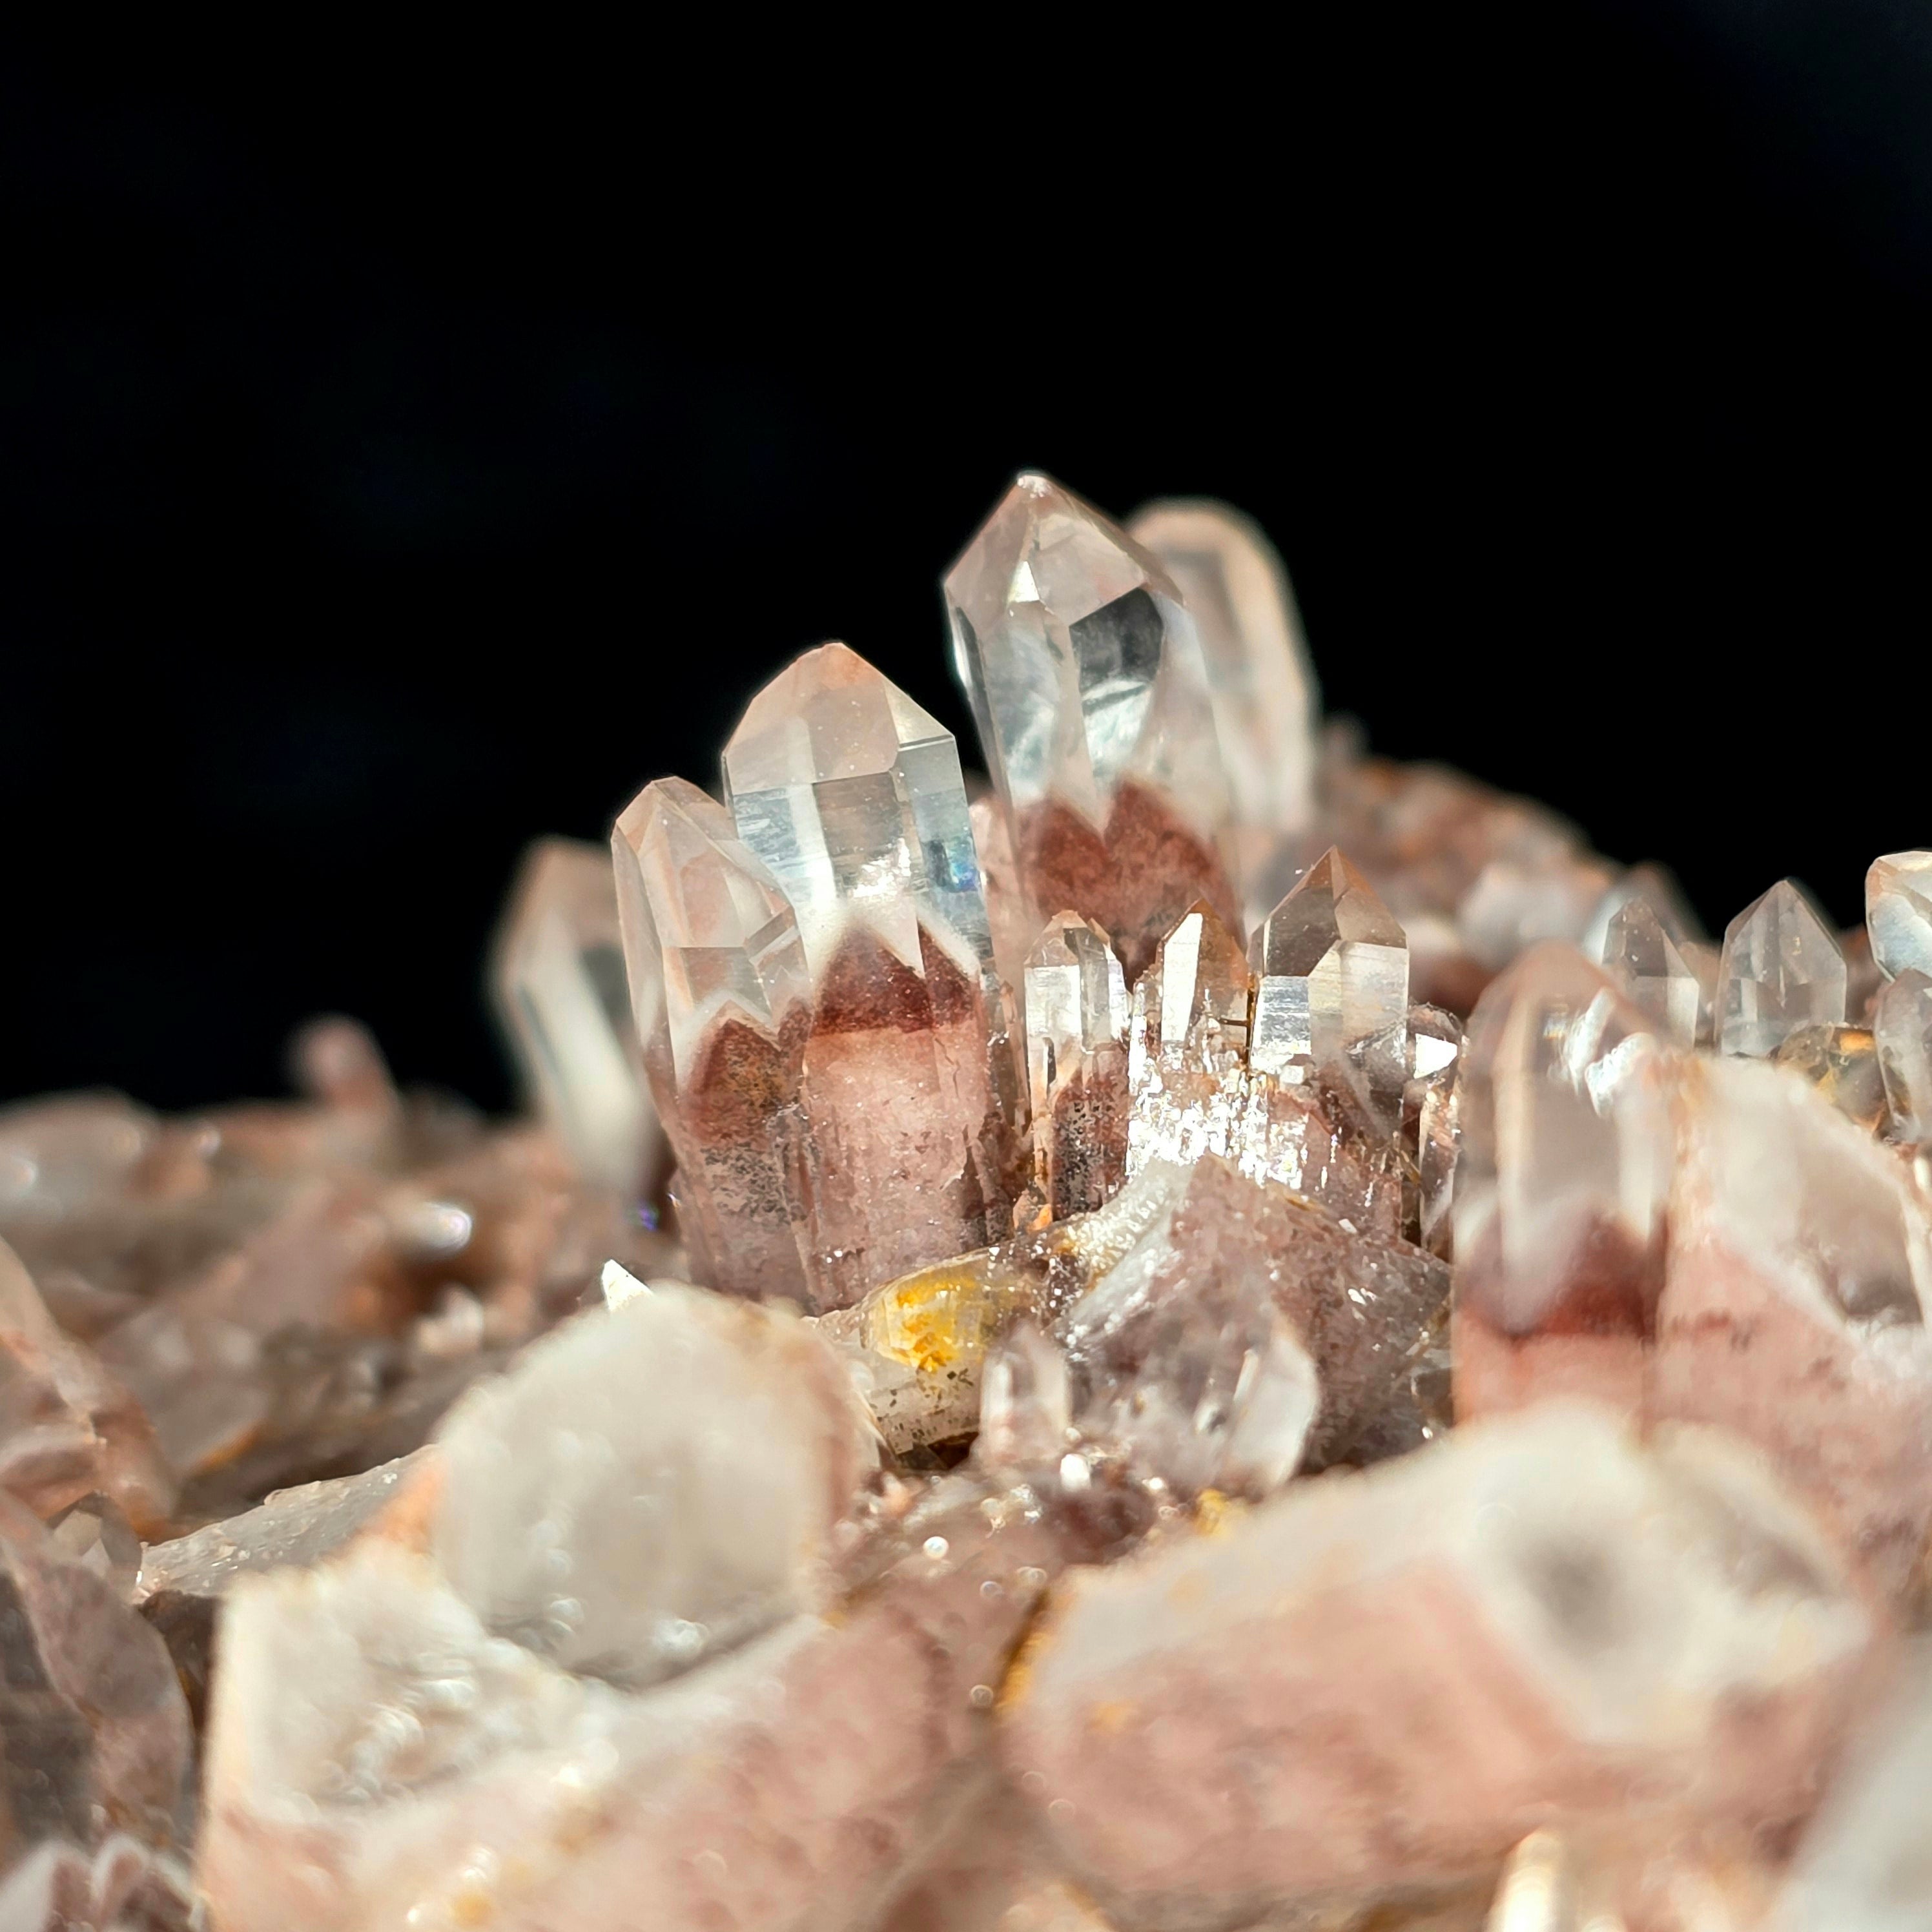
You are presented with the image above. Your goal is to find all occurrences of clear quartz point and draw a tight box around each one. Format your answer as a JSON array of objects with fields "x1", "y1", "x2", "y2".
[
  {"x1": 975, "y1": 1321, "x2": 1073, "y2": 1477},
  {"x1": 1454, "y1": 943, "x2": 1673, "y2": 1337},
  {"x1": 1025, "y1": 914, "x2": 1131, "y2": 1218},
  {"x1": 945, "y1": 473, "x2": 1236, "y2": 977},
  {"x1": 1250, "y1": 849, "x2": 1409, "y2": 1131},
  {"x1": 1716, "y1": 879, "x2": 1847, "y2": 1058},
  {"x1": 721, "y1": 644, "x2": 1012, "y2": 1304},
  {"x1": 1580, "y1": 861, "x2": 1696, "y2": 965},
  {"x1": 722, "y1": 641, "x2": 993, "y2": 989},
  {"x1": 1867, "y1": 850, "x2": 1932, "y2": 981},
  {"x1": 611, "y1": 776, "x2": 812, "y2": 1300},
  {"x1": 1127, "y1": 498, "x2": 1319, "y2": 908},
  {"x1": 1141, "y1": 902, "x2": 1252, "y2": 1058},
  {"x1": 1405, "y1": 1005, "x2": 1462, "y2": 1257},
  {"x1": 491, "y1": 837, "x2": 661, "y2": 1195},
  {"x1": 1602, "y1": 897, "x2": 1701, "y2": 1047},
  {"x1": 1876, "y1": 968, "x2": 1932, "y2": 1144}
]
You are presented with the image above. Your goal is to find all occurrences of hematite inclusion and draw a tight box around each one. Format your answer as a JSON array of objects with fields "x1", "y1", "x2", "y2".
[{"x1": 3, "y1": 472, "x2": 1932, "y2": 1932}]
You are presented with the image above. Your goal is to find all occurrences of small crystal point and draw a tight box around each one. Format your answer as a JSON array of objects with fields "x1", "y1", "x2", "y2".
[
  {"x1": 1146, "y1": 901, "x2": 1253, "y2": 1054},
  {"x1": 1867, "y1": 850, "x2": 1932, "y2": 981},
  {"x1": 1250, "y1": 850, "x2": 1409, "y2": 1130},
  {"x1": 1580, "y1": 861, "x2": 1697, "y2": 965},
  {"x1": 46, "y1": 1491, "x2": 142, "y2": 1597},
  {"x1": 1602, "y1": 896, "x2": 1701, "y2": 1046},
  {"x1": 945, "y1": 473, "x2": 1236, "y2": 978},
  {"x1": 1875, "y1": 967, "x2": 1932, "y2": 1144},
  {"x1": 491, "y1": 837, "x2": 661, "y2": 1196},
  {"x1": 611, "y1": 776, "x2": 812, "y2": 1299},
  {"x1": 1127, "y1": 497, "x2": 1319, "y2": 844},
  {"x1": 1025, "y1": 914, "x2": 1131, "y2": 1217},
  {"x1": 976, "y1": 1321, "x2": 1073, "y2": 1476},
  {"x1": 1716, "y1": 879, "x2": 1846, "y2": 1058}
]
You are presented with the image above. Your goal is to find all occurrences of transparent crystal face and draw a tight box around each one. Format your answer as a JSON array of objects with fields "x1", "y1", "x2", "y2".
[
  {"x1": 944, "y1": 473, "x2": 1231, "y2": 837},
  {"x1": 721, "y1": 642, "x2": 992, "y2": 983},
  {"x1": 1026, "y1": 914, "x2": 1129, "y2": 1065},
  {"x1": 1717, "y1": 880, "x2": 1847, "y2": 1059},
  {"x1": 1580, "y1": 863, "x2": 1696, "y2": 965},
  {"x1": 1249, "y1": 850, "x2": 1409, "y2": 1096},
  {"x1": 610, "y1": 777, "x2": 809, "y2": 1087},
  {"x1": 1127, "y1": 498, "x2": 1319, "y2": 841},
  {"x1": 1867, "y1": 850, "x2": 1932, "y2": 981},
  {"x1": 1455, "y1": 945, "x2": 1672, "y2": 1330},
  {"x1": 1147, "y1": 904, "x2": 1251, "y2": 1053},
  {"x1": 493, "y1": 838, "x2": 655, "y2": 1193},
  {"x1": 1603, "y1": 898, "x2": 1700, "y2": 1047},
  {"x1": 1876, "y1": 969, "x2": 1932, "y2": 1143}
]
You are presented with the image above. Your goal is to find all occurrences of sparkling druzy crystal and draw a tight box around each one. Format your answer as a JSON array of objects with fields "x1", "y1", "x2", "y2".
[
  {"x1": 1001, "y1": 1404, "x2": 1871, "y2": 1928},
  {"x1": 1127, "y1": 498, "x2": 1319, "y2": 914},
  {"x1": 1023, "y1": 914, "x2": 1130, "y2": 1218},
  {"x1": 1875, "y1": 967, "x2": 1932, "y2": 1142},
  {"x1": 1249, "y1": 847, "x2": 1409, "y2": 1127},
  {"x1": 1717, "y1": 879, "x2": 1847, "y2": 1058},
  {"x1": 1866, "y1": 849, "x2": 1932, "y2": 981},
  {"x1": 613, "y1": 776, "x2": 813, "y2": 1301},
  {"x1": 1451, "y1": 946, "x2": 1674, "y2": 1419},
  {"x1": 491, "y1": 837, "x2": 661, "y2": 1197},
  {"x1": 945, "y1": 473, "x2": 1237, "y2": 978}
]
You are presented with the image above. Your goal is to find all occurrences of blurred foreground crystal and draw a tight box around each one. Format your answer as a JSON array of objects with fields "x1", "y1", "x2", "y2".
[
  {"x1": 491, "y1": 836, "x2": 662, "y2": 1196},
  {"x1": 946, "y1": 473, "x2": 1237, "y2": 978},
  {"x1": 1875, "y1": 967, "x2": 1932, "y2": 1143},
  {"x1": 1866, "y1": 850, "x2": 1932, "y2": 981}
]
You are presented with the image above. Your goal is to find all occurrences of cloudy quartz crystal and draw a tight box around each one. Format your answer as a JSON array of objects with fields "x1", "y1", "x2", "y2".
[
  {"x1": 611, "y1": 776, "x2": 813, "y2": 1302},
  {"x1": 1452, "y1": 945, "x2": 1674, "y2": 1425},
  {"x1": 1866, "y1": 850, "x2": 1932, "y2": 981},
  {"x1": 721, "y1": 642, "x2": 1012, "y2": 1306},
  {"x1": 945, "y1": 473, "x2": 1237, "y2": 978},
  {"x1": 491, "y1": 836, "x2": 661, "y2": 1196},
  {"x1": 1716, "y1": 879, "x2": 1847, "y2": 1058},
  {"x1": 1875, "y1": 967, "x2": 1932, "y2": 1143},
  {"x1": 1127, "y1": 498, "x2": 1319, "y2": 918}
]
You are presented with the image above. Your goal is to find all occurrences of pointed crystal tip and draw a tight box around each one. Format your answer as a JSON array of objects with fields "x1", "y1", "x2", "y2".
[{"x1": 1718, "y1": 879, "x2": 1846, "y2": 1058}]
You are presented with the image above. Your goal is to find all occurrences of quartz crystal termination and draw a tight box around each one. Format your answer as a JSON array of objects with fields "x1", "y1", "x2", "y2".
[
  {"x1": 491, "y1": 836, "x2": 662, "y2": 1197},
  {"x1": 1127, "y1": 498, "x2": 1319, "y2": 921},
  {"x1": 611, "y1": 776, "x2": 814, "y2": 1303},
  {"x1": 1716, "y1": 878, "x2": 1847, "y2": 1058},
  {"x1": 1249, "y1": 847, "x2": 1410, "y2": 1133},
  {"x1": 720, "y1": 642, "x2": 1014, "y2": 1306},
  {"x1": 1866, "y1": 850, "x2": 1932, "y2": 981},
  {"x1": 945, "y1": 473, "x2": 1237, "y2": 980}
]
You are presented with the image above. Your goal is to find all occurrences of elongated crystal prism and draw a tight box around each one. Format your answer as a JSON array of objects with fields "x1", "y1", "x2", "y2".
[
  {"x1": 1127, "y1": 498, "x2": 1319, "y2": 907},
  {"x1": 491, "y1": 838, "x2": 661, "y2": 1196},
  {"x1": 945, "y1": 473, "x2": 1236, "y2": 977},
  {"x1": 1867, "y1": 850, "x2": 1932, "y2": 980},
  {"x1": 611, "y1": 777, "x2": 812, "y2": 1300},
  {"x1": 719, "y1": 644, "x2": 1012, "y2": 1305},
  {"x1": 1452, "y1": 945, "x2": 1674, "y2": 1380},
  {"x1": 1025, "y1": 914, "x2": 1130, "y2": 1218},
  {"x1": 1249, "y1": 850, "x2": 1408, "y2": 1130},
  {"x1": 1716, "y1": 879, "x2": 1845, "y2": 1058}
]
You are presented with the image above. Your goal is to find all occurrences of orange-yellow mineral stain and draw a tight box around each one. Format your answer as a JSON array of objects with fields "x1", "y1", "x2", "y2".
[{"x1": 865, "y1": 1264, "x2": 1000, "y2": 1374}]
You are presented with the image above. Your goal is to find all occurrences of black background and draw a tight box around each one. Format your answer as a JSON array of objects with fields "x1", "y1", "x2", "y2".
[{"x1": 5, "y1": 8, "x2": 1927, "y2": 1113}]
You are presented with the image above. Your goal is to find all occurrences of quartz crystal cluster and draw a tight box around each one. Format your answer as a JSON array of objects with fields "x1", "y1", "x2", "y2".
[{"x1": 3, "y1": 475, "x2": 1931, "y2": 1930}]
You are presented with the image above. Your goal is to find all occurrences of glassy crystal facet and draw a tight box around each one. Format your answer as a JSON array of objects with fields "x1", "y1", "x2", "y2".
[
  {"x1": 491, "y1": 837, "x2": 661, "y2": 1196},
  {"x1": 945, "y1": 473, "x2": 1236, "y2": 976},
  {"x1": 1024, "y1": 914, "x2": 1130, "y2": 1218},
  {"x1": 611, "y1": 776, "x2": 812, "y2": 1300},
  {"x1": 1602, "y1": 896, "x2": 1701, "y2": 1046},
  {"x1": 1866, "y1": 850, "x2": 1932, "y2": 981},
  {"x1": 1249, "y1": 850, "x2": 1409, "y2": 1128},
  {"x1": 1716, "y1": 880, "x2": 1846, "y2": 1058}
]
